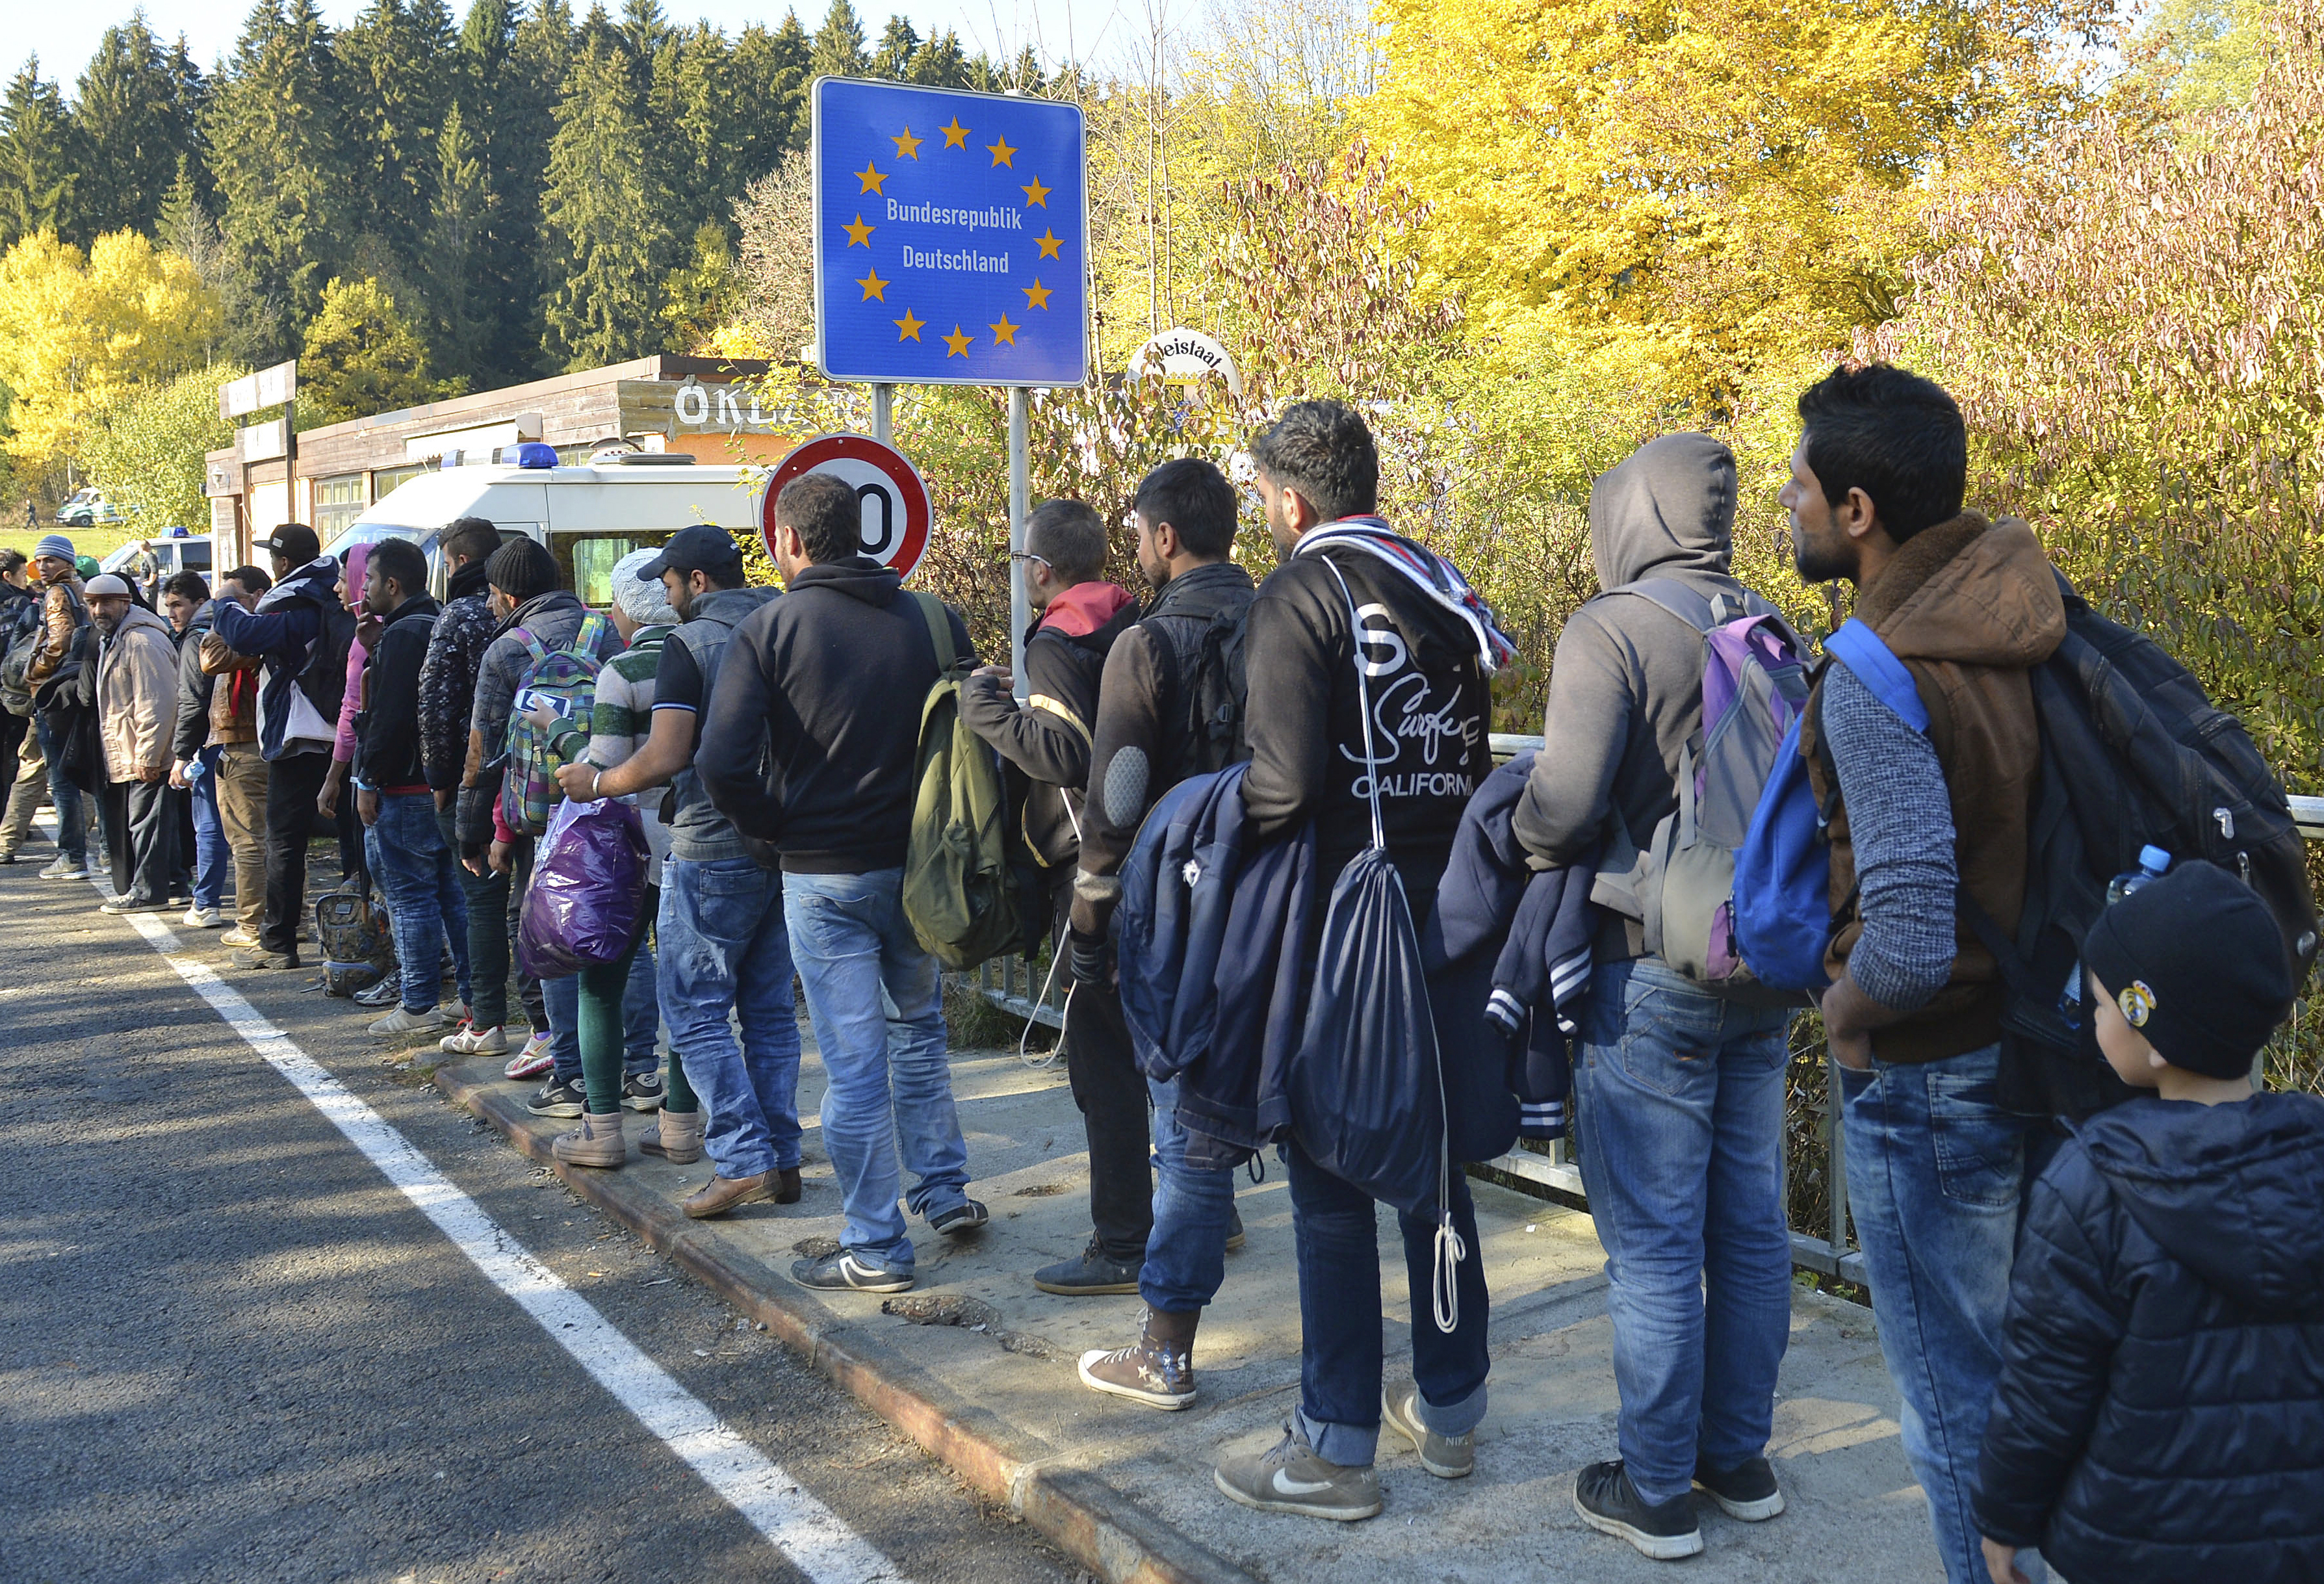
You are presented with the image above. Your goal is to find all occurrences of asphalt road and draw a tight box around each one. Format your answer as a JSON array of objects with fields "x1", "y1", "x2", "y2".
[{"x1": 1, "y1": 829, "x2": 1081, "y2": 1584}]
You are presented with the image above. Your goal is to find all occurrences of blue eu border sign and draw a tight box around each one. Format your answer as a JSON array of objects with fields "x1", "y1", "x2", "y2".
[{"x1": 812, "y1": 77, "x2": 1088, "y2": 389}]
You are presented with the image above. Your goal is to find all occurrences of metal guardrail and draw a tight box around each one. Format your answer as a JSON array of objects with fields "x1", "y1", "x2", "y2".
[{"x1": 978, "y1": 736, "x2": 2324, "y2": 1286}]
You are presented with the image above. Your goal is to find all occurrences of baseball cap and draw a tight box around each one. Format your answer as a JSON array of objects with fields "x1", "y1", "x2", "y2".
[
  {"x1": 639, "y1": 523, "x2": 742, "y2": 580},
  {"x1": 253, "y1": 523, "x2": 321, "y2": 565}
]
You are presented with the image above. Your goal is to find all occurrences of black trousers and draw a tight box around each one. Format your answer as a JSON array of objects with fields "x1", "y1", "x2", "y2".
[
  {"x1": 103, "y1": 777, "x2": 177, "y2": 903},
  {"x1": 262, "y1": 750, "x2": 332, "y2": 957},
  {"x1": 1055, "y1": 880, "x2": 1152, "y2": 1262},
  {"x1": 0, "y1": 711, "x2": 23, "y2": 816}
]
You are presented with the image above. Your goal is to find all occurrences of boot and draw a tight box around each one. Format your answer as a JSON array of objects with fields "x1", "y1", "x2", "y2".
[
  {"x1": 638, "y1": 1107, "x2": 704, "y2": 1164},
  {"x1": 552, "y1": 1110, "x2": 626, "y2": 1169},
  {"x1": 1077, "y1": 1306, "x2": 1200, "y2": 1410}
]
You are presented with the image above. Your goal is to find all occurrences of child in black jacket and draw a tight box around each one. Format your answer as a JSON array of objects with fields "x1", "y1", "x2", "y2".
[{"x1": 1974, "y1": 861, "x2": 2324, "y2": 1584}]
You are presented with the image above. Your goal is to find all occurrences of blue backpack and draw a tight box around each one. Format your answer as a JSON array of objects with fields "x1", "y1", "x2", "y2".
[{"x1": 1733, "y1": 619, "x2": 1928, "y2": 990}]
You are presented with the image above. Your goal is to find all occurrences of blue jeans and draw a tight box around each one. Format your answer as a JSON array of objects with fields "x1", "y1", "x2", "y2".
[
  {"x1": 1287, "y1": 1137, "x2": 1491, "y2": 1468},
  {"x1": 782, "y1": 868, "x2": 968, "y2": 1271},
  {"x1": 36, "y1": 710, "x2": 83, "y2": 863},
  {"x1": 1139, "y1": 1073, "x2": 1237, "y2": 1313},
  {"x1": 660, "y1": 856, "x2": 803, "y2": 1181},
  {"x1": 1569, "y1": 955, "x2": 1795, "y2": 1504},
  {"x1": 1839, "y1": 1043, "x2": 2051, "y2": 1584},
  {"x1": 188, "y1": 748, "x2": 230, "y2": 911},
  {"x1": 370, "y1": 792, "x2": 472, "y2": 1013}
]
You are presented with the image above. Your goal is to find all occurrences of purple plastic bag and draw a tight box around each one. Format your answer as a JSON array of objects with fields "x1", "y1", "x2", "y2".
[{"x1": 518, "y1": 797, "x2": 650, "y2": 979}]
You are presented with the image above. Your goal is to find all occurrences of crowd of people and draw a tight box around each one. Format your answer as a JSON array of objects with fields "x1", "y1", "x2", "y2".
[{"x1": 2, "y1": 367, "x2": 2317, "y2": 1583}]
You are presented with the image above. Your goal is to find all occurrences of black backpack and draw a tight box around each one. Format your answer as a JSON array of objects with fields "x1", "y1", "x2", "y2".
[
  {"x1": 1154, "y1": 581, "x2": 1256, "y2": 781},
  {"x1": 1969, "y1": 573, "x2": 2320, "y2": 1117}
]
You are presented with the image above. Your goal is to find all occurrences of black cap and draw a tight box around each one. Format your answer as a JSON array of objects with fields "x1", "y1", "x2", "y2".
[
  {"x1": 639, "y1": 524, "x2": 742, "y2": 580},
  {"x1": 253, "y1": 523, "x2": 320, "y2": 565},
  {"x1": 2081, "y1": 860, "x2": 2295, "y2": 1079}
]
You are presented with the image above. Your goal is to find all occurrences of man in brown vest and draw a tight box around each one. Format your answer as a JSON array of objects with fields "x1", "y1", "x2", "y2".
[{"x1": 1782, "y1": 365, "x2": 2066, "y2": 1584}]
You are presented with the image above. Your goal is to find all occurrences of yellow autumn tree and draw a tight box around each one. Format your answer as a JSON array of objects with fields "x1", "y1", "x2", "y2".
[{"x1": 0, "y1": 229, "x2": 223, "y2": 480}]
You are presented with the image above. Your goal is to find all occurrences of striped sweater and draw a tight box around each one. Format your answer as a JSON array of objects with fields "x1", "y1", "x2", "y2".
[{"x1": 547, "y1": 622, "x2": 673, "y2": 884}]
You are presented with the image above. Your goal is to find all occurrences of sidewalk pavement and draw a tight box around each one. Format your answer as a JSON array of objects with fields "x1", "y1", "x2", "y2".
[{"x1": 433, "y1": 1022, "x2": 1943, "y2": 1584}]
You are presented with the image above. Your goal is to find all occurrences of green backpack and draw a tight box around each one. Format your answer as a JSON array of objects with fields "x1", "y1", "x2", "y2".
[{"x1": 901, "y1": 590, "x2": 1026, "y2": 970}]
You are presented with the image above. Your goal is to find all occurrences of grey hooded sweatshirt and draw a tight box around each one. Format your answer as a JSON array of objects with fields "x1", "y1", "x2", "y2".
[{"x1": 1512, "y1": 432, "x2": 1758, "y2": 960}]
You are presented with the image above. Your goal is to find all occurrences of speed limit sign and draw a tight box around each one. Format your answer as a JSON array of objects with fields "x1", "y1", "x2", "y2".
[{"x1": 761, "y1": 433, "x2": 933, "y2": 581}]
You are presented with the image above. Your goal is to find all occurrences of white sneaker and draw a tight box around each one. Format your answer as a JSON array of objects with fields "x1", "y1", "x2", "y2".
[
  {"x1": 439, "y1": 1022, "x2": 510, "y2": 1056},
  {"x1": 38, "y1": 855, "x2": 91, "y2": 880},
  {"x1": 370, "y1": 1005, "x2": 452, "y2": 1037},
  {"x1": 504, "y1": 1031, "x2": 554, "y2": 1079},
  {"x1": 182, "y1": 905, "x2": 224, "y2": 929}
]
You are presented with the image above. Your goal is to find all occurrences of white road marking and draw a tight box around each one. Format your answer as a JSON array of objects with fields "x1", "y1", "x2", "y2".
[{"x1": 88, "y1": 885, "x2": 910, "y2": 1584}]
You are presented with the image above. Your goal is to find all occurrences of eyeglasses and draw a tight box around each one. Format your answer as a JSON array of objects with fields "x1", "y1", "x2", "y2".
[{"x1": 1007, "y1": 551, "x2": 1052, "y2": 569}]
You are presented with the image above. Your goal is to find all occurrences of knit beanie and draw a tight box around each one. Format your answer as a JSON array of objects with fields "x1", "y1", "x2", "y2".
[
  {"x1": 610, "y1": 547, "x2": 679, "y2": 626},
  {"x1": 74, "y1": 555, "x2": 99, "y2": 580},
  {"x1": 485, "y1": 537, "x2": 560, "y2": 603},
  {"x1": 2080, "y1": 860, "x2": 2295, "y2": 1078},
  {"x1": 34, "y1": 532, "x2": 73, "y2": 562}
]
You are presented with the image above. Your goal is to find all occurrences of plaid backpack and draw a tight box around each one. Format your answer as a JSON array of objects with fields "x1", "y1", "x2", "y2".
[{"x1": 498, "y1": 612, "x2": 619, "y2": 838}]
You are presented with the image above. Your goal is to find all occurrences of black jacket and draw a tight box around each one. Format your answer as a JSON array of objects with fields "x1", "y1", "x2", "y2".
[
  {"x1": 354, "y1": 594, "x2": 441, "y2": 791},
  {"x1": 1241, "y1": 543, "x2": 1493, "y2": 905},
  {"x1": 697, "y1": 556, "x2": 974, "y2": 874},
  {"x1": 172, "y1": 598, "x2": 218, "y2": 763},
  {"x1": 1974, "y1": 1093, "x2": 2324, "y2": 1581},
  {"x1": 959, "y1": 582, "x2": 1136, "y2": 870}
]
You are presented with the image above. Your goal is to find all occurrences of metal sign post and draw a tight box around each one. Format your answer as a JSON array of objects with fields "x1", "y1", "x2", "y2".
[{"x1": 810, "y1": 76, "x2": 1089, "y2": 688}]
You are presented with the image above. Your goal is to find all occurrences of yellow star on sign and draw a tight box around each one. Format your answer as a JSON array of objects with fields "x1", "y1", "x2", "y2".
[
  {"x1": 855, "y1": 159, "x2": 886, "y2": 196},
  {"x1": 892, "y1": 125, "x2": 922, "y2": 160},
  {"x1": 1035, "y1": 228, "x2": 1062, "y2": 259},
  {"x1": 843, "y1": 213, "x2": 874, "y2": 248},
  {"x1": 1020, "y1": 175, "x2": 1051, "y2": 208},
  {"x1": 988, "y1": 313, "x2": 1020, "y2": 346},
  {"x1": 1023, "y1": 278, "x2": 1053, "y2": 311},
  {"x1": 940, "y1": 116, "x2": 970, "y2": 148},
  {"x1": 857, "y1": 267, "x2": 888, "y2": 302},
  {"x1": 985, "y1": 133, "x2": 1016, "y2": 168},
  {"x1": 944, "y1": 324, "x2": 975, "y2": 357},
  {"x1": 894, "y1": 308, "x2": 925, "y2": 342}
]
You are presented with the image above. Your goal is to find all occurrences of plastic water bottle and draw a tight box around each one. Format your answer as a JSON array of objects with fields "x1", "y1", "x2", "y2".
[{"x1": 2107, "y1": 844, "x2": 2171, "y2": 907}]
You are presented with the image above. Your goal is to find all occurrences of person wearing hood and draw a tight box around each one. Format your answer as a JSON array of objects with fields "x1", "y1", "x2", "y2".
[
  {"x1": 1513, "y1": 433, "x2": 1802, "y2": 1561},
  {"x1": 1975, "y1": 861, "x2": 2324, "y2": 1584},
  {"x1": 209, "y1": 523, "x2": 357, "y2": 969},
  {"x1": 1781, "y1": 365, "x2": 2067, "y2": 1584},
  {"x1": 698, "y1": 474, "x2": 983, "y2": 1290},
  {"x1": 84, "y1": 573, "x2": 179, "y2": 913},
  {"x1": 956, "y1": 498, "x2": 1144, "y2": 1297}
]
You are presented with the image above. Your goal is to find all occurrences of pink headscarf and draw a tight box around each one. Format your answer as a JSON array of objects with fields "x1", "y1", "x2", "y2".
[{"x1": 332, "y1": 543, "x2": 370, "y2": 764}]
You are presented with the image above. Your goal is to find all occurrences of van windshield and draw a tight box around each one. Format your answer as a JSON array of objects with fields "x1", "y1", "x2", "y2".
[{"x1": 558, "y1": 530, "x2": 677, "y2": 610}]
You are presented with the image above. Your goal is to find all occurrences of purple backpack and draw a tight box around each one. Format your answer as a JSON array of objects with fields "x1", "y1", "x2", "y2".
[{"x1": 1612, "y1": 578, "x2": 1808, "y2": 987}]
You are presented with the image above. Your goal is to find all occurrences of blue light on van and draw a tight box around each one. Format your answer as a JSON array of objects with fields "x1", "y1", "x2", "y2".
[{"x1": 515, "y1": 442, "x2": 558, "y2": 469}]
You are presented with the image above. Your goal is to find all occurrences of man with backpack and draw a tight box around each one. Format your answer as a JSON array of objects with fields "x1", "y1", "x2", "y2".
[
  {"x1": 1779, "y1": 365, "x2": 2067, "y2": 1584},
  {"x1": 552, "y1": 525, "x2": 785, "y2": 1201},
  {"x1": 1212, "y1": 400, "x2": 1501, "y2": 1522},
  {"x1": 457, "y1": 536, "x2": 608, "y2": 1115},
  {"x1": 352, "y1": 537, "x2": 468, "y2": 1039},
  {"x1": 697, "y1": 474, "x2": 982, "y2": 1292},
  {"x1": 1068, "y1": 458, "x2": 1258, "y2": 1391},
  {"x1": 954, "y1": 499, "x2": 1141, "y2": 1295},
  {"x1": 20, "y1": 534, "x2": 93, "y2": 880},
  {"x1": 209, "y1": 525, "x2": 355, "y2": 970},
  {"x1": 1510, "y1": 433, "x2": 1803, "y2": 1560}
]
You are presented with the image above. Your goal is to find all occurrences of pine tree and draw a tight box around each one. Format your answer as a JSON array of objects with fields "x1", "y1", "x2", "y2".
[
  {"x1": 808, "y1": 0, "x2": 868, "y2": 81},
  {"x1": 618, "y1": 0, "x2": 674, "y2": 84},
  {"x1": 539, "y1": 36, "x2": 674, "y2": 368},
  {"x1": 205, "y1": 0, "x2": 355, "y2": 357},
  {"x1": 871, "y1": 16, "x2": 919, "y2": 79},
  {"x1": 74, "y1": 18, "x2": 205, "y2": 239},
  {"x1": 422, "y1": 103, "x2": 495, "y2": 377},
  {"x1": 340, "y1": 0, "x2": 456, "y2": 274},
  {"x1": 651, "y1": 23, "x2": 736, "y2": 239},
  {"x1": 738, "y1": 12, "x2": 812, "y2": 156},
  {"x1": 461, "y1": 0, "x2": 571, "y2": 384},
  {"x1": 0, "y1": 58, "x2": 81, "y2": 249},
  {"x1": 908, "y1": 29, "x2": 970, "y2": 88}
]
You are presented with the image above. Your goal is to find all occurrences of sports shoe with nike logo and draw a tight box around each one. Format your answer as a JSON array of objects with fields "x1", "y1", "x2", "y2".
[{"x1": 1213, "y1": 1423, "x2": 1381, "y2": 1522}]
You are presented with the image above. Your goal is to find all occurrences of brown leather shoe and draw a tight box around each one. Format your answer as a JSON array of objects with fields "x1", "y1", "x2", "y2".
[
  {"x1": 683, "y1": 1170, "x2": 777, "y2": 1219},
  {"x1": 775, "y1": 1166, "x2": 802, "y2": 1204}
]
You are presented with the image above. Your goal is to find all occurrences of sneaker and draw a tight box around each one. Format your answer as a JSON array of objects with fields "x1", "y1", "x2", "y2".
[
  {"x1": 1693, "y1": 1455, "x2": 1785, "y2": 1522},
  {"x1": 789, "y1": 1249, "x2": 915, "y2": 1293},
  {"x1": 503, "y1": 1031, "x2": 553, "y2": 1078},
  {"x1": 1213, "y1": 1424, "x2": 1381, "y2": 1522},
  {"x1": 621, "y1": 1071, "x2": 666, "y2": 1111},
  {"x1": 219, "y1": 926, "x2": 261, "y2": 948},
  {"x1": 1078, "y1": 1308, "x2": 1199, "y2": 1410},
  {"x1": 527, "y1": 1073, "x2": 586, "y2": 1117},
  {"x1": 368, "y1": 1005, "x2": 452, "y2": 1038},
  {"x1": 39, "y1": 855, "x2": 92, "y2": 879},
  {"x1": 181, "y1": 905, "x2": 224, "y2": 929},
  {"x1": 1226, "y1": 1204, "x2": 1246, "y2": 1251},
  {"x1": 1035, "y1": 1240, "x2": 1142, "y2": 1296},
  {"x1": 1574, "y1": 1460, "x2": 1703, "y2": 1561},
  {"x1": 929, "y1": 1198, "x2": 989, "y2": 1237},
  {"x1": 1382, "y1": 1382, "x2": 1475, "y2": 1479},
  {"x1": 98, "y1": 892, "x2": 165, "y2": 915},
  {"x1": 440, "y1": 1022, "x2": 509, "y2": 1057},
  {"x1": 230, "y1": 947, "x2": 298, "y2": 970},
  {"x1": 354, "y1": 970, "x2": 404, "y2": 1009}
]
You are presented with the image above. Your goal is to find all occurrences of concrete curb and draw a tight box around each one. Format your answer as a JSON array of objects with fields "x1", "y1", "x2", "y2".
[{"x1": 434, "y1": 1061, "x2": 1256, "y2": 1584}]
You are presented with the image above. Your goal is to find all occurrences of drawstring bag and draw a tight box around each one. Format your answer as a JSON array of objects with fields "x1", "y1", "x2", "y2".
[
  {"x1": 1287, "y1": 556, "x2": 1467, "y2": 1333},
  {"x1": 518, "y1": 796, "x2": 650, "y2": 979}
]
